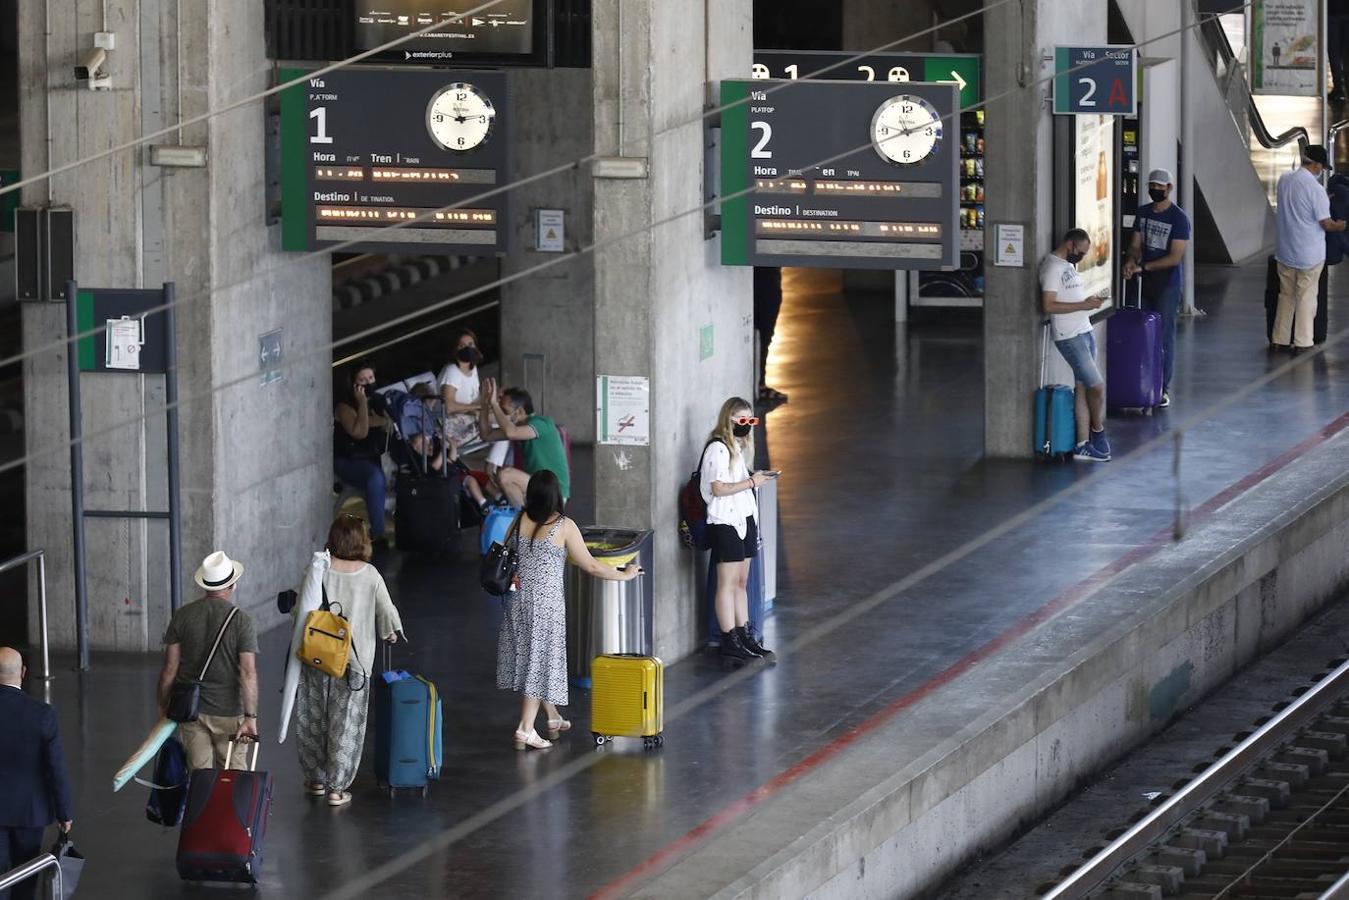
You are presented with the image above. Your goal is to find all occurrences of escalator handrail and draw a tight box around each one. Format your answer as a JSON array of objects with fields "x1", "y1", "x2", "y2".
[{"x1": 1198, "y1": 14, "x2": 1309, "y2": 153}]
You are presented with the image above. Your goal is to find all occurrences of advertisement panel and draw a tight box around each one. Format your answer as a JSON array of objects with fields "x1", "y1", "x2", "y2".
[
  {"x1": 1073, "y1": 114, "x2": 1115, "y2": 300},
  {"x1": 1251, "y1": 0, "x2": 1320, "y2": 96}
]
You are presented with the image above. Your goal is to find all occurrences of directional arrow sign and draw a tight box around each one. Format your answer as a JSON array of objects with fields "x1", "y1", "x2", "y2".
[{"x1": 942, "y1": 69, "x2": 968, "y2": 93}]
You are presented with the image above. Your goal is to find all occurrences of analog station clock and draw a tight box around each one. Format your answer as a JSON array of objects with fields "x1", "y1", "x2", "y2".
[
  {"x1": 870, "y1": 94, "x2": 942, "y2": 165},
  {"x1": 426, "y1": 82, "x2": 497, "y2": 152}
]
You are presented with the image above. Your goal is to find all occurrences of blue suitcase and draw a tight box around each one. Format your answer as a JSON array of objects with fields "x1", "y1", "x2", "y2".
[
  {"x1": 1107, "y1": 279, "x2": 1163, "y2": 411},
  {"x1": 480, "y1": 506, "x2": 520, "y2": 556},
  {"x1": 1035, "y1": 324, "x2": 1077, "y2": 459},
  {"x1": 374, "y1": 648, "x2": 443, "y2": 797}
]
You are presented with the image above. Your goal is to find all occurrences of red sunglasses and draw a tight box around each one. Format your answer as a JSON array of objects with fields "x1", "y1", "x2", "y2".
[{"x1": 733, "y1": 416, "x2": 760, "y2": 427}]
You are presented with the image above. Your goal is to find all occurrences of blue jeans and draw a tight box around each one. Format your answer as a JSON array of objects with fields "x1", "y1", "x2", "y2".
[
  {"x1": 1143, "y1": 283, "x2": 1180, "y2": 391},
  {"x1": 1053, "y1": 331, "x2": 1103, "y2": 389},
  {"x1": 333, "y1": 457, "x2": 386, "y2": 538}
]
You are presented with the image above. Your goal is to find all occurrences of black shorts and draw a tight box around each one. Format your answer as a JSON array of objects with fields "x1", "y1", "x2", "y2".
[{"x1": 708, "y1": 516, "x2": 758, "y2": 563}]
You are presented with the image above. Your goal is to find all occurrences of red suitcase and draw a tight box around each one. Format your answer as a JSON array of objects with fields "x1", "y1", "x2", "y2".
[{"x1": 176, "y1": 739, "x2": 272, "y2": 883}]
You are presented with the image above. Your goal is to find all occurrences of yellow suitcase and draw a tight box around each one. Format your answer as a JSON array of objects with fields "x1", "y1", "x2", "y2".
[{"x1": 590, "y1": 654, "x2": 664, "y2": 749}]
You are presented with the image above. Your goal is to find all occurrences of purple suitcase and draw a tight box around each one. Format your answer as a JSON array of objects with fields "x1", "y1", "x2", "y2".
[{"x1": 1106, "y1": 280, "x2": 1163, "y2": 411}]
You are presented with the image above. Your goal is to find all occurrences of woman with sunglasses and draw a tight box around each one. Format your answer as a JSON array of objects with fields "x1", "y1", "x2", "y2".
[{"x1": 700, "y1": 397, "x2": 778, "y2": 665}]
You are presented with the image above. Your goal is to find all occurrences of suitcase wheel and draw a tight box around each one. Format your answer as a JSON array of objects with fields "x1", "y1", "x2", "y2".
[
  {"x1": 593, "y1": 732, "x2": 607, "y2": 747},
  {"x1": 642, "y1": 734, "x2": 665, "y2": 751}
]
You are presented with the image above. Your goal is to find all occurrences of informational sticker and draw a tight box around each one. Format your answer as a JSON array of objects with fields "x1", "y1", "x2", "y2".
[
  {"x1": 993, "y1": 223, "x2": 1025, "y2": 267},
  {"x1": 259, "y1": 329, "x2": 284, "y2": 386},
  {"x1": 536, "y1": 208, "x2": 564, "y2": 252},
  {"x1": 699, "y1": 323, "x2": 715, "y2": 361},
  {"x1": 105, "y1": 317, "x2": 143, "y2": 370},
  {"x1": 596, "y1": 375, "x2": 649, "y2": 446}
]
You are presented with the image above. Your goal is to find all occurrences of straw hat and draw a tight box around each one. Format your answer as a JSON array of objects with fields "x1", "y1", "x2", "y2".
[{"x1": 194, "y1": 550, "x2": 244, "y2": 591}]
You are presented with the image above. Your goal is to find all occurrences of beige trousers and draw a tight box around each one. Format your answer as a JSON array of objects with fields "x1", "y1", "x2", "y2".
[
  {"x1": 179, "y1": 713, "x2": 249, "y2": 771},
  {"x1": 1273, "y1": 260, "x2": 1324, "y2": 348}
]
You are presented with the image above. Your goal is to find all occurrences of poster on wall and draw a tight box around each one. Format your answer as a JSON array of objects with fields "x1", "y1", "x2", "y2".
[
  {"x1": 1251, "y1": 0, "x2": 1320, "y2": 95},
  {"x1": 1074, "y1": 114, "x2": 1115, "y2": 301}
]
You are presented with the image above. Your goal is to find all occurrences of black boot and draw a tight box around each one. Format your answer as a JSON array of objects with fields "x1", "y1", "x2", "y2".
[
  {"x1": 738, "y1": 626, "x2": 774, "y2": 659},
  {"x1": 719, "y1": 629, "x2": 761, "y2": 665}
]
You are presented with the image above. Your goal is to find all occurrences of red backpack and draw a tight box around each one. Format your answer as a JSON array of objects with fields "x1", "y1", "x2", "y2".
[{"x1": 678, "y1": 441, "x2": 722, "y2": 550}]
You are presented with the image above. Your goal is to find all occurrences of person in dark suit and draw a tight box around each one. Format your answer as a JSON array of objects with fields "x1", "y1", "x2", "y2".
[{"x1": 0, "y1": 647, "x2": 72, "y2": 900}]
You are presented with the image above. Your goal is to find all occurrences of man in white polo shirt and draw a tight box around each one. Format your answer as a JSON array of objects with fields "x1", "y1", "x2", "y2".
[{"x1": 1273, "y1": 144, "x2": 1346, "y2": 353}]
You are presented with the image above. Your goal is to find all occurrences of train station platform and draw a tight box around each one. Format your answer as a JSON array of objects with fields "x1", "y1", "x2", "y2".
[{"x1": 31, "y1": 260, "x2": 1349, "y2": 899}]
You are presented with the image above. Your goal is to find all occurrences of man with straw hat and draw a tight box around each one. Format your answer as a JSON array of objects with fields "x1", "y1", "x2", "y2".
[{"x1": 155, "y1": 550, "x2": 260, "y2": 771}]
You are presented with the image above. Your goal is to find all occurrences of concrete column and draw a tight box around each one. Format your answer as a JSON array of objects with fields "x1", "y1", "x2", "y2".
[
  {"x1": 19, "y1": 1, "x2": 331, "y2": 653},
  {"x1": 983, "y1": 0, "x2": 1107, "y2": 458},
  {"x1": 500, "y1": 69, "x2": 597, "y2": 450},
  {"x1": 591, "y1": 0, "x2": 752, "y2": 659}
]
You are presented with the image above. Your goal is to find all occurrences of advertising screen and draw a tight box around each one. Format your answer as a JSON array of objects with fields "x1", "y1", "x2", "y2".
[
  {"x1": 1073, "y1": 114, "x2": 1115, "y2": 300},
  {"x1": 354, "y1": 1, "x2": 545, "y2": 65}
]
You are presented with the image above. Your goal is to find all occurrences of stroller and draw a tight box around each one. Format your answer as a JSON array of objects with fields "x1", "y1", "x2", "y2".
[{"x1": 382, "y1": 388, "x2": 468, "y2": 554}]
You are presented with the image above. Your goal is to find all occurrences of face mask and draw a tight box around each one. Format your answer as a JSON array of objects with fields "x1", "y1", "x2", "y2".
[
  {"x1": 457, "y1": 346, "x2": 480, "y2": 364},
  {"x1": 1066, "y1": 251, "x2": 1086, "y2": 265},
  {"x1": 732, "y1": 423, "x2": 752, "y2": 438},
  {"x1": 1148, "y1": 187, "x2": 1168, "y2": 203}
]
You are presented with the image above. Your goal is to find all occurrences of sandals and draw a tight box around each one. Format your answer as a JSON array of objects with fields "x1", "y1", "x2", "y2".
[
  {"x1": 546, "y1": 718, "x2": 571, "y2": 740},
  {"x1": 326, "y1": 790, "x2": 352, "y2": 807},
  {"x1": 305, "y1": 781, "x2": 326, "y2": 797},
  {"x1": 513, "y1": 729, "x2": 552, "y2": 751}
]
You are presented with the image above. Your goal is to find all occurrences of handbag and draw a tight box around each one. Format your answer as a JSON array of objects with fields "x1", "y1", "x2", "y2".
[
  {"x1": 166, "y1": 606, "x2": 239, "y2": 723},
  {"x1": 480, "y1": 513, "x2": 522, "y2": 596},
  {"x1": 39, "y1": 831, "x2": 85, "y2": 900},
  {"x1": 298, "y1": 583, "x2": 354, "y2": 679}
]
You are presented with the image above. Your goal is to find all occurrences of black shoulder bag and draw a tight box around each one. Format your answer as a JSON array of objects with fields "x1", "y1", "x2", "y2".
[
  {"x1": 166, "y1": 606, "x2": 239, "y2": 723},
  {"x1": 480, "y1": 513, "x2": 523, "y2": 596}
]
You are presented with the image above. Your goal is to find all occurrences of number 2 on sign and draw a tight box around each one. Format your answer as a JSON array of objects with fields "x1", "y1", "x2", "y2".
[
  {"x1": 1077, "y1": 78, "x2": 1097, "y2": 107},
  {"x1": 751, "y1": 121, "x2": 773, "y2": 158}
]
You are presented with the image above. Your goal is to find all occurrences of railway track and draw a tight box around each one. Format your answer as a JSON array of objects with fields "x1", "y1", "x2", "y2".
[{"x1": 1044, "y1": 658, "x2": 1349, "y2": 900}]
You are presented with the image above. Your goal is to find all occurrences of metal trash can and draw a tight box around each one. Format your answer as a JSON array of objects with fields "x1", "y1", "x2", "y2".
[{"x1": 566, "y1": 527, "x2": 654, "y2": 686}]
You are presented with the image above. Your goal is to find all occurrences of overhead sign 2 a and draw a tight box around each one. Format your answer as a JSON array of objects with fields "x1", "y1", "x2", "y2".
[{"x1": 1053, "y1": 46, "x2": 1137, "y2": 116}]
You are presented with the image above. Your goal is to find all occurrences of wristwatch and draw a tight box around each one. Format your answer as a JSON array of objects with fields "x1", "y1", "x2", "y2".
[{"x1": 243, "y1": 712, "x2": 258, "y2": 719}]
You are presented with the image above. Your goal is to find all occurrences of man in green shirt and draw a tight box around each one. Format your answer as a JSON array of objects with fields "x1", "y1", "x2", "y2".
[{"x1": 478, "y1": 380, "x2": 570, "y2": 506}]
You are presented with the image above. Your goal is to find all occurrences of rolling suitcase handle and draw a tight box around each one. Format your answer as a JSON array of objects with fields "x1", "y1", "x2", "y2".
[
  {"x1": 226, "y1": 737, "x2": 260, "y2": 772},
  {"x1": 1039, "y1": 322, "x2": 1055, "y2": 456}
]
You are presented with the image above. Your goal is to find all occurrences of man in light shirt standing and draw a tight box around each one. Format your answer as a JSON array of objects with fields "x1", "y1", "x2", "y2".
[
  {"x1": 1040, "y1": 228, "x2": 1111, "y2": 462},
  {"x1": 1273, "y1": 145, "x2": 1346, "y2": 354}
]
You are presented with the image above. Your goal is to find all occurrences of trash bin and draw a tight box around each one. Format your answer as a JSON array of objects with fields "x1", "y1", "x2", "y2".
[{"x1": 566, "y1": 527, "x2": 654, "y2": 686}]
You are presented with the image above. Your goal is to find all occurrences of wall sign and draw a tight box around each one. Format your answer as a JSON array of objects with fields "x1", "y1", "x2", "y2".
[
  {"x1": 76, "y1": 289, "x2": 170, "y2": 374},
  {"x1": 597, "y1": 375, "x2": 649, "y2": 446},
  {"x1": 993, "y1": 223, "x2": 1025, "y2": 267},
  {"x1": 1251, "y1": 0, "x2": 1320, "y2": 96},
  {"x1": 751, "y1": 49, "x2": 980, "y2": 110},
  {"x1": 278, "y1": 67, "x2": 510, "y2": 254},
  {"x1": 354, "y1": 0, "x2": 550, "y2": 67},
  {"x1": 535, "y1": 208, "x2": 564, "y2": 252},
  {"x1": 1053, "y1": 46, "x2": 1137, "y2": 116},
  {"x1": 720, "y1": 79, "x2": 960, "y2": 271}
]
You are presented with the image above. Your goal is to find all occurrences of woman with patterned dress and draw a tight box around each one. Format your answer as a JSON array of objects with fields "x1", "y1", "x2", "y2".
[
  {"x1": 294, "y1": 514, "x2": 403, "y2": 806},
  {"x1": 496, "y1": 470, "x2": 642, "y2": 750}
]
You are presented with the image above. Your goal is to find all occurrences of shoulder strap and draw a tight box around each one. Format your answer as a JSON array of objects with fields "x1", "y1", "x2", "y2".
[{"x1": 197, "y1": 606, "x2": 239, "y2": 681}]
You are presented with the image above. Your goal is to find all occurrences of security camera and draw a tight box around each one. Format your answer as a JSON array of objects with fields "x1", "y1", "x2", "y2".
[{"x1": 73, "y1": 48, "x2": 110, "y2": 88}]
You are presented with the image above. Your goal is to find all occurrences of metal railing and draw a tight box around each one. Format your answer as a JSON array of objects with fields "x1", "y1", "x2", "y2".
[
  {"x1": 1198, "y1": 14, "x2": 1310, "y2": 155},
  {"x1": 0, "y1": 549, "x2": 49, "y2": 680},
  {"x1": 1043, "y1": 656, "x2": 1349, "y2": 898},
  {"x1": 0, "y1": 850, "x2": 62, "y2": 898}
]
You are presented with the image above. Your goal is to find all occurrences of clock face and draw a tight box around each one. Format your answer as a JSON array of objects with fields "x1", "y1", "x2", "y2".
[
  {"x1": 870, "y1": 94, "x2": 942, "y2": 165},
  {"x1": 426, "y1": 83, "x2": 496, "y2": 152}
]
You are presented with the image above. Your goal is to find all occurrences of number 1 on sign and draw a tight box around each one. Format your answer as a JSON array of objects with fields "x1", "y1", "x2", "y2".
[{"x1": 309, "y1": 106, "x2": 333, "y2": 144}]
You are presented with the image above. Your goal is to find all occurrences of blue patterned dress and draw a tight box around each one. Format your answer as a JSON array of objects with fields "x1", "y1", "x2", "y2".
[{"x1": 496, "y1": 517, "x2": 569, "y2": 706}]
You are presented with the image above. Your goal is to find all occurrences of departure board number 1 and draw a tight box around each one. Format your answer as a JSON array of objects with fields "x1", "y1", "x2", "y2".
[{"x1": 310, "y1": 107, "x2": 333, "y2": 145}]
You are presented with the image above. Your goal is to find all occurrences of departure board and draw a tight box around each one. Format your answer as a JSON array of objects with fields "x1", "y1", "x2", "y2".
[
  {"x1": 278, "y1": 68, "x2": 510, "y2": 254},
  {"x1": 720, "y1": 80, "x2": 959, "y2": 270},
  {"x1": 355, "y1": 0, "x2": 547, "y2": 66}
]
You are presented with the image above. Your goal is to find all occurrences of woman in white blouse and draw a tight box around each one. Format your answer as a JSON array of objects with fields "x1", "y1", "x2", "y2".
[{"x1": 699, "y1": 397, "x2": 779, "y2": 665}]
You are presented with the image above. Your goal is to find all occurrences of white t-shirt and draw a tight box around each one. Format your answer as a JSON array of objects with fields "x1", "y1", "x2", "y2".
[
  {"x1": 699, "y1": 440, "x2": 758, "y2": 539},
  {"x1": 1275, "y1": 166, "x2": 1332, "y2": 269},
  {"x1": 1039, "y1": 253, "x2": 1093, "y2": 341},
  {"x1": 436, "y1": 363, "x2": 480, "y2": 406}
]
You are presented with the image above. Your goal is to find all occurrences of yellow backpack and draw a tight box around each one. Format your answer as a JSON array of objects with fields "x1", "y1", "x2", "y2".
[{"x1": 298, "y1": 585, "x2": 352, "y2": 679}]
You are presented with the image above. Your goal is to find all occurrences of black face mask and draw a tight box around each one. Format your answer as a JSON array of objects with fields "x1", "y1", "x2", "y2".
[
  {"x1": 1148, "y1": 187, "x2": 1168, "y2": 203},
  {"x1": 457, "y1": 346, "x2": 481, "y2": 364},
  {"x1": 732, "y1": 423, "x2": 752, "y2": 438},
  {"x1": 1066, "y1": 251, "x2": 1086, "y2": 265}
]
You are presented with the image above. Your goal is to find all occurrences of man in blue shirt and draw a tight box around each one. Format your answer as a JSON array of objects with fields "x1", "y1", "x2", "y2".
[
  {"x1": 1271, "y1": 146, "x2": 1347, "y2": 353},
  {"x1": 1124, "y1": 169, "x2": 1191, "y2": 407}
]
